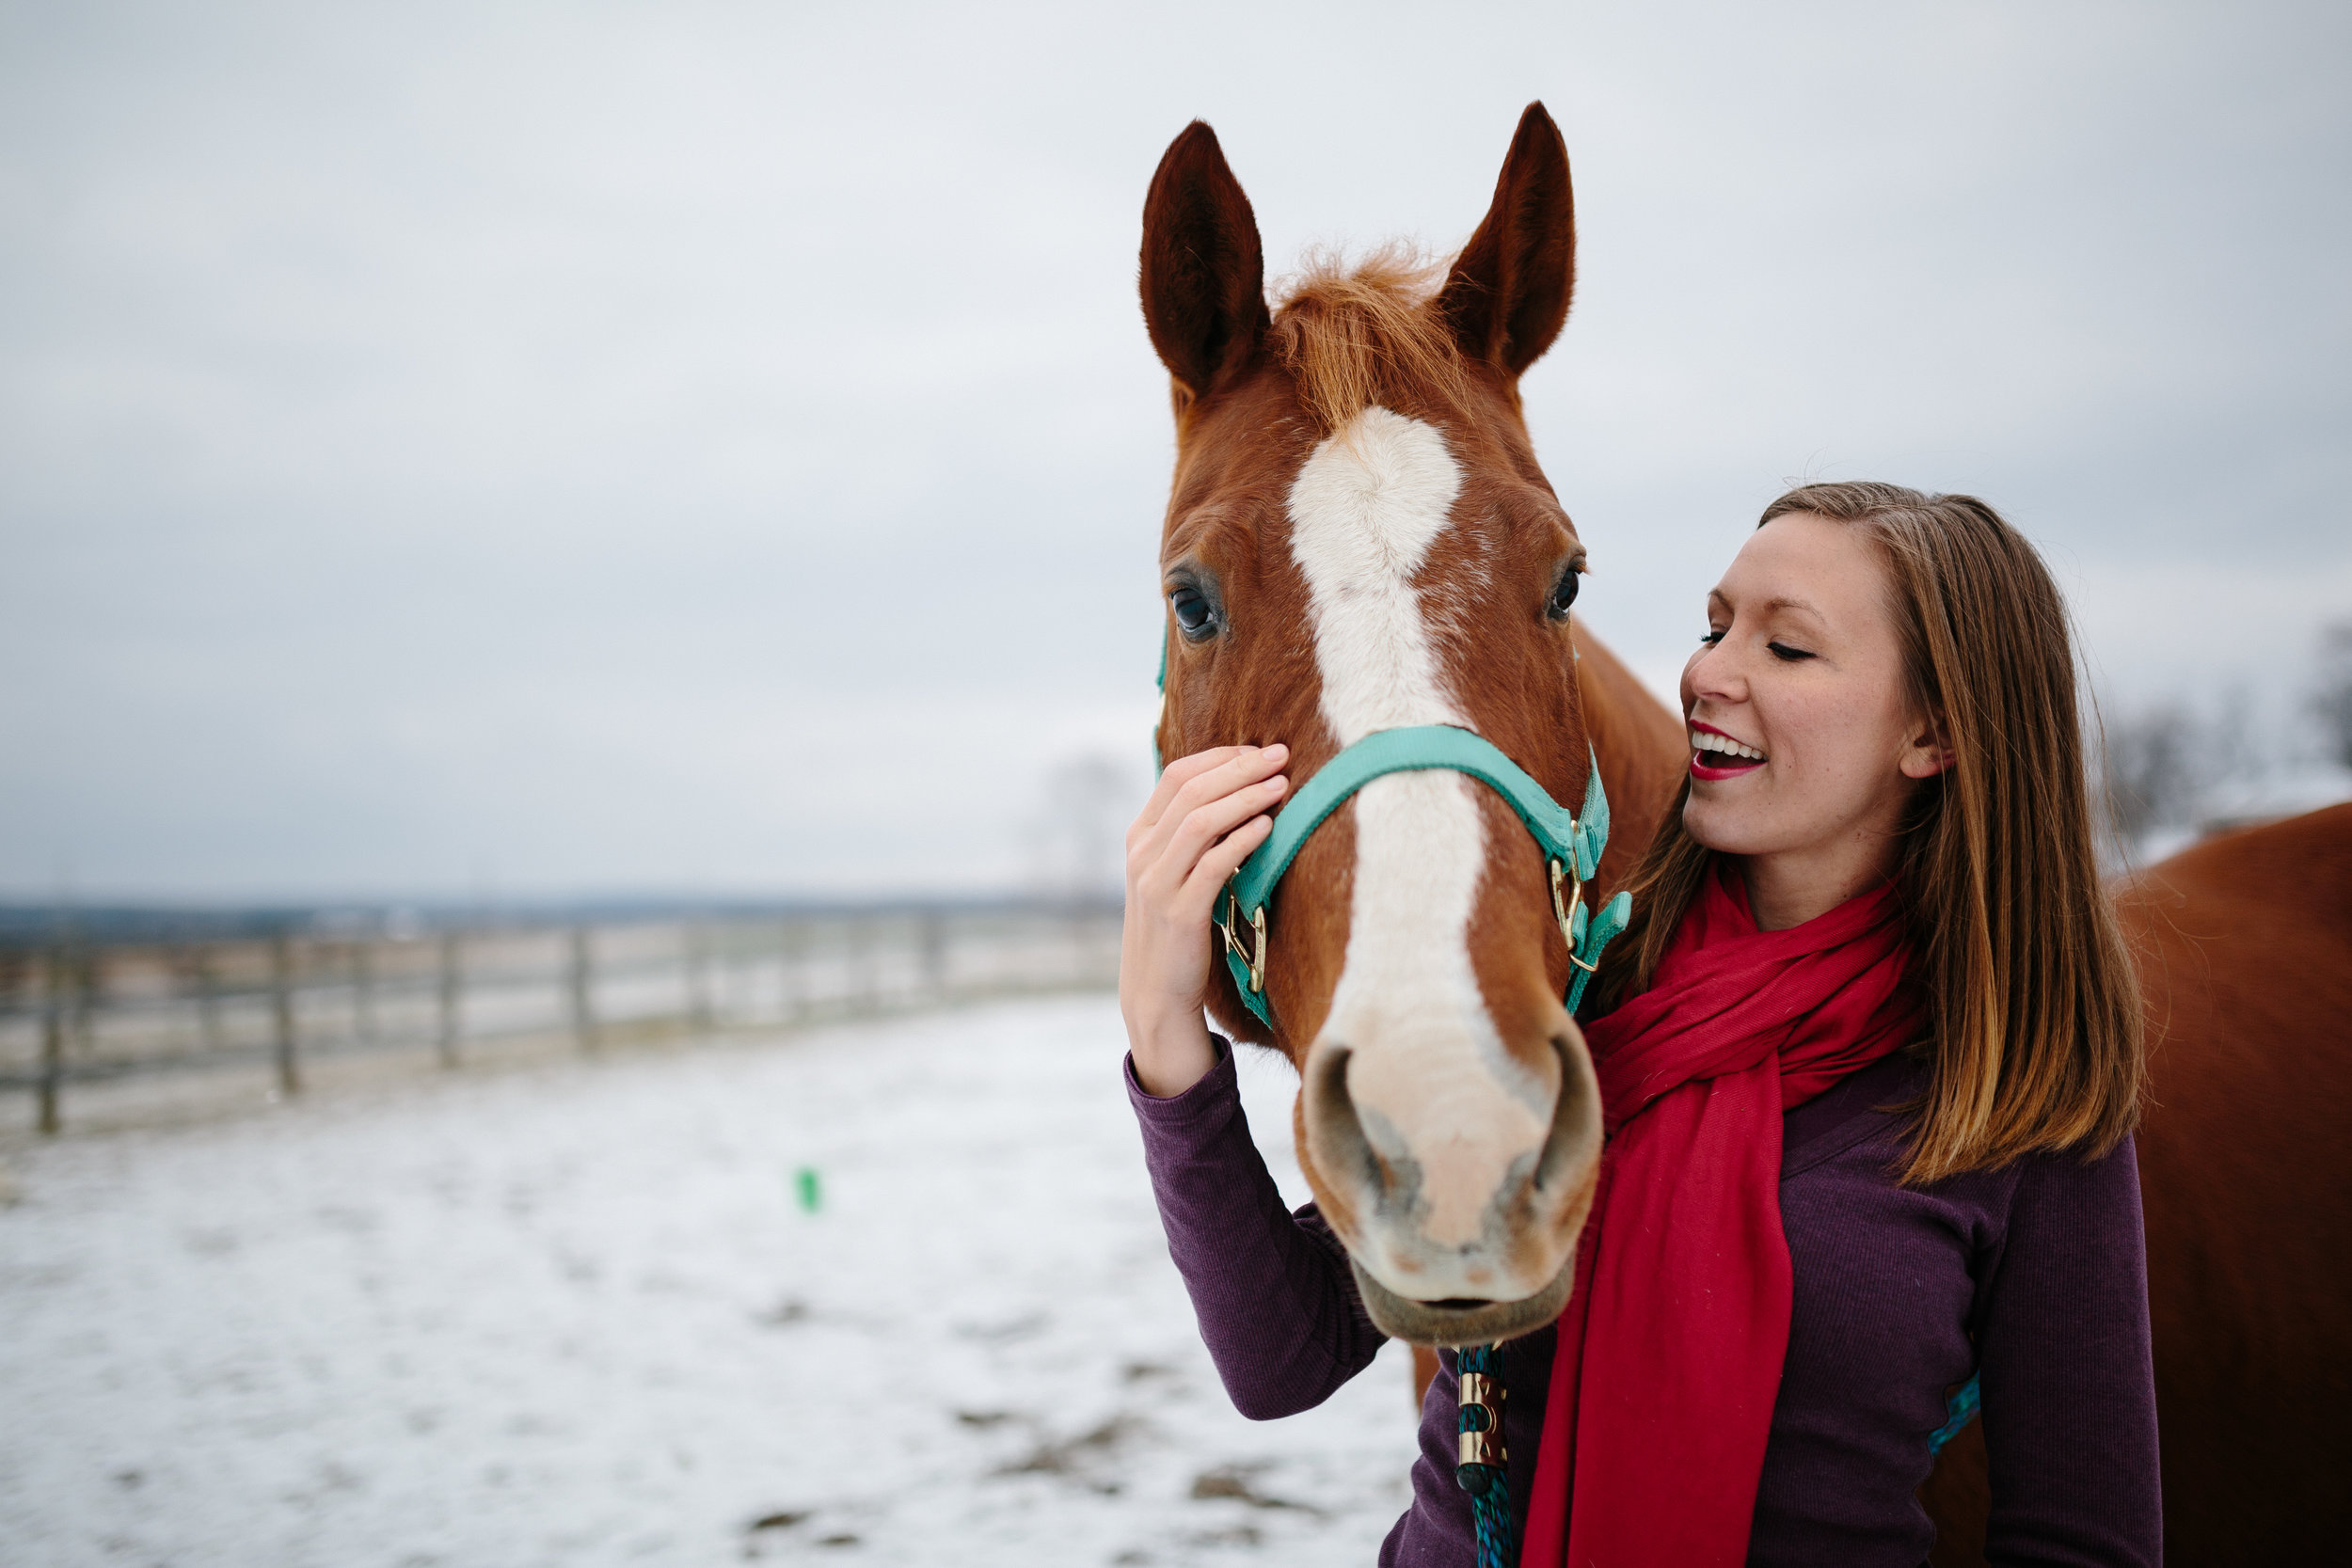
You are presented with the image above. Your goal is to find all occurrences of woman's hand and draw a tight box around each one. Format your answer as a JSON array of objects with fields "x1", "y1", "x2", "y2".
[{"x1": 1120, "y1": 743, "x2": 1290, "y2": 1097}]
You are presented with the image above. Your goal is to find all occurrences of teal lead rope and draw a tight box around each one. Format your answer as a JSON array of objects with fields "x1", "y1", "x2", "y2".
[
  {"x1": 1451, "y1": 879, "x2": 1629, "y2": 1568},
  {"x1": 1449, "y1": 1359, "x2": 1981, "y2": 1566},
  {"x1": 1454, "y1": 1343, "x2": 1517, "y2": 1568},
  {"x1": 1928, "y1": 1371, "x2": 1982, "y2": 1456}
]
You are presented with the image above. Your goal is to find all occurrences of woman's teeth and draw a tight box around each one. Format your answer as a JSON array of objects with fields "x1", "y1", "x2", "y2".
[{"x1": 1691, "y1": 729, "x2": 1766, "y2": 763}]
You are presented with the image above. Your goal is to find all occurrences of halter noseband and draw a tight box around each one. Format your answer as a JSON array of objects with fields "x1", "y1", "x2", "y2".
[{"x1": 1206, "y1": 723, "x2": 1632, "y2": 1029}]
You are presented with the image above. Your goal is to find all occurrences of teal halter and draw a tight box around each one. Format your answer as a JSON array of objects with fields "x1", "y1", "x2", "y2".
[{"x1": 1206, "y1": 723, "x2": 1632, "y2": 1029}]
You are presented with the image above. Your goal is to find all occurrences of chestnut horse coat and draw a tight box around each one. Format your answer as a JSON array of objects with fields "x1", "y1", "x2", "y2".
[{"x1": 1925, "y1": 801, "x2": 2352, "y2": 1563}]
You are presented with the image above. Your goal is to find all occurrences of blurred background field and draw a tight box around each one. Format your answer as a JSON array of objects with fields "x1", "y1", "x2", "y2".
[
  {"x1": 0, "y1": 902, "x2": 1119, "y2": 1134},
  {"x1": 0, "y1": 997, "x2": 1420, "y2": 1568}
]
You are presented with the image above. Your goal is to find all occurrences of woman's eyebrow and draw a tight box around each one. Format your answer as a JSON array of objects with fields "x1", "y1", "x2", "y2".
[{"x1": 1765, "y1": 595, "x2": 1824, "y2": 617}]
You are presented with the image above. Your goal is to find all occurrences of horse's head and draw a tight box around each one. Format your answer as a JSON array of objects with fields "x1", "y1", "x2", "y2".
[{"x1": 1142, "y1": 105, "x2": 1606, "y2": 1346}]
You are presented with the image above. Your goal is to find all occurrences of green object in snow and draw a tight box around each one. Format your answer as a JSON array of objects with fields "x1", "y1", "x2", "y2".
[{"x1": 794, "y1": 1166, "x2": 822, "y2": 1213}]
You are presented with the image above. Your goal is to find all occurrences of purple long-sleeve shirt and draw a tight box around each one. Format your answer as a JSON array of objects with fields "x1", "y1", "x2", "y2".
[{"x1": 1128, "y1": 1040, "x2": 2160, "y2": 1566}]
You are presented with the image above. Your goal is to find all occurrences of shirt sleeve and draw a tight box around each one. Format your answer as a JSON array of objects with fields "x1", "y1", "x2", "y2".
[
  {"x1": 1125, "y1": 1038, "x2": 1389, "y2": 1418},
  {"x1": 1976, "y1": 1133, "x2": 2163, "y2": 1567}
]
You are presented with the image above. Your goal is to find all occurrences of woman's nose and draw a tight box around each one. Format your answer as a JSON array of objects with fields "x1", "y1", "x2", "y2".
[{"x1": 1687, "y1": 641, "x2": 1744, "y2": 705}]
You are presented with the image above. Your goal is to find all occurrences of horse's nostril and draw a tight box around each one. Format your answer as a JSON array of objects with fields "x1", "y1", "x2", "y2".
[
  {"x1": 1534, "y1": 1030, "x2": 1603, "y2": 1195},
  {"x1": 1306, "y1": 1023, "x2": 1600, "y2": 1285},
  {"x1": 1304, "y1": 1045, "x2": 1383, "y2": 1197}
]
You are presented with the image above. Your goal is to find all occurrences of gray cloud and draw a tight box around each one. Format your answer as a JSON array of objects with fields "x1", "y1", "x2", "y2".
[{"x1": 3, "y1": 0, "x2": 2345, "y2": 895}]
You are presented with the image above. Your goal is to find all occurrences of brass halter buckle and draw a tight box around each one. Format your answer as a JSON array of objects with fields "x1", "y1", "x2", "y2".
[
  {"x1": 1222, "y1": 885, "x2": 1267, "y2": 995},
  {"x1": 1550, "y1": 857, "x2": 1596, "y2": 975},
  {"x1": 1457, "y1": 1370, "x2": 1505, "y2": 1469}
]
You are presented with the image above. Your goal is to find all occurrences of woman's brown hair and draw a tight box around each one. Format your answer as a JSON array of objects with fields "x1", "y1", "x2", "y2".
[{"x1": 1590, "y1": 481, "x2": 2143, "y2": 1182}]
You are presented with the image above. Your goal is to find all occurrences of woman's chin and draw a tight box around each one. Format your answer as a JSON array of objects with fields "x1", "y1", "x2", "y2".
[{"x1": 1680, "y1": 798, "x2": 1763, "y2": 855}]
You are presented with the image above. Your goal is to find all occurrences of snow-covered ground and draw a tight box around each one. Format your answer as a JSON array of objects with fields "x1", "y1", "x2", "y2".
[{"x1": 0, "y1": 996, "x2": 1418, "y2": 1567}]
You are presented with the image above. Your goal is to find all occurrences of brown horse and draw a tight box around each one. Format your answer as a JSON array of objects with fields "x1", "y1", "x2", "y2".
[
  {"x1": 1142, "y1": 103, "x2": 1685, "y2": 1348},
  {"x1": 1141, "y1": 102, "x2": 2352, "y2": 1560},
  {"x1": 1924, "y1": 800, "x2": 2352, "y2": 1564}
]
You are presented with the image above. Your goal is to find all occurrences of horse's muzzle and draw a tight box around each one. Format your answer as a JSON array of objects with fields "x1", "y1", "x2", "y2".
[
  {"x1": 1350, "y1": 1250, "x2": 1579, "y2": 1348},
  {"x1": 1304, "y1": 1027, "x2": 1603, "y2": 1342}
]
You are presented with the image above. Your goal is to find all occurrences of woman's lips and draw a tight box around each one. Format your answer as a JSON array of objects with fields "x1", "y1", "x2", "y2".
[
  {"x1": 1690, "y1": 751, "x2": 1764, "y2": 781},
  {"x1": 1688, "y1": 719, "x2": 1766, "y2": 781}
]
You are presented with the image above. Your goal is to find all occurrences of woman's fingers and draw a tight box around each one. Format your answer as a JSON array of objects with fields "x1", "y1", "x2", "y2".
[
  {"x1": 1161, "y1": 772, "x2": 1287, "y2": 875},
  {"x1": 1130, "y1": 744, "x2": 1289, "y2": 870},
  {"x1": 1134, "y1": 747, "x2": 1245, "y2": 836},
  {"x1": 1177, "y1": 810, "x2": 1274, "y2": 915},
  {"x1": 1135, "y1": 744, "x2": 1278, "y2": 834},
  {"x1": 1159, "y1": 748, "x2": 1282, "y2": 832},
  {"x1": 1120, "y1": 746, "x2": 1289, "y2": 1072},
  {"x1": 1135, "y1": 768, "x2": 1289, "y2": 906}
]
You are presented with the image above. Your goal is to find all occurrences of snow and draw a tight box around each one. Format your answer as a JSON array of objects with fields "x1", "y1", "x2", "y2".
[{"x1": 0, "y1": 996, "x2": 1419, "y2": 1566}]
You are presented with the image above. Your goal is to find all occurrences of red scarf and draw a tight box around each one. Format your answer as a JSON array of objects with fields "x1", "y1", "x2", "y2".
[{"x1": 1519, "y1": 862, "x2": 1923, "y2": 1567}]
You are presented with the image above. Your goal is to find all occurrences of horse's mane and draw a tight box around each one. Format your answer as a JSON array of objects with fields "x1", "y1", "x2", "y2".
[{"x1": 1269, "y1": 246, "x2": 1472, "y2": 434}]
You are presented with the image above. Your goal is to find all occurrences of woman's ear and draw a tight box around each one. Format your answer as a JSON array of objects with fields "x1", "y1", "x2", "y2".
[{"x1": 1899, "y1": 711, "x2": 1957, "y2": 780}]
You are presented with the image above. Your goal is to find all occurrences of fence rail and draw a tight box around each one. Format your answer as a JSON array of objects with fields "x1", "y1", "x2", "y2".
[{"x1": 0, "y1": 906, "x2": 1120, "y2": 1133}]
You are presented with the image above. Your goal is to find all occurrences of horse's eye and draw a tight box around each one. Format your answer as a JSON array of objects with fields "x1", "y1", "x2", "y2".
[
  {"x1": 1547, "y1": 569, "x2": 1581, "y2": 620},
  {"x1": 1170, "y1": 584, "x2": 1216, "y2": 637}
]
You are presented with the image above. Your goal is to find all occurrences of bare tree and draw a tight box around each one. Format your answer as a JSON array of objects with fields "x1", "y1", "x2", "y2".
[
  {"x1": 2314, "y1": 618, "x2": 2352, "y2": 769},
  {"x1": 1028, "y1": 752, "x2": 1143, "y2": 906},
  {"x1": 2100, "y1": 704, "x2": 2201, "y2": 841}
]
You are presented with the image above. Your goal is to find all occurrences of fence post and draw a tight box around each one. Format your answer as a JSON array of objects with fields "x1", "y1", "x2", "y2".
[
  {"x1": 436, "y1": 932, "x2": 462, "y2": 1069},
  {"x1": 196, "y1": 945, "x2": 222, "y2": 1053},
  {"x1": 569, "y1": 927, "x2": 598, "y2": 1052},
  {"x1": 920, "y1": 909, "x2": 948, "y2": 1002},
  {"x1": 851, "y1": 921, "x2": 880, "y2": 1020},
  {"x1": 352, "y1": 940, "x2": 375, "y2": 1047},
  {"x1": 688, "y1": 922, "x2": 714, "y2": 1033},
  {"x1": 271, "y1": 934, "x2": 301, "y2": 1097},
  {"x1": 72, "y1": 946, "x2": 99, "y2": 1055},
  {"x1": 36, "y1": 944, "x2": 66, "y2": 1134},
  {"x1": 775, "y1": 920, "x2": 799, "y2": 1024}
]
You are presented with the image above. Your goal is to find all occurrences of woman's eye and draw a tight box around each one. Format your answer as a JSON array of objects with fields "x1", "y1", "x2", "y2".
[
  {"x1": 1767, "y1": 641, "x2": 1817, "y2": 662},
  {"x1": 1547, "y1": 570, "x2": 1581, "y2": 620},
  {"x1": 1169, "y1": 585, "x2": 1216, "y2": 636},
  {"x1": 1698, "y1": 629, "x2": 1725, "y2": 646}
]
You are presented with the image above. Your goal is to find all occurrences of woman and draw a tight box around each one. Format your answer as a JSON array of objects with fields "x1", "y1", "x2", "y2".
[{"x1": 1119, "y1": 483, "x2": 2160, "y2": 1565}]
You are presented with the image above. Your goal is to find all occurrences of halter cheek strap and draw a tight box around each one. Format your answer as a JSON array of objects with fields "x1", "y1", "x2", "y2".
[{"x1": 1208, "y1": 724, "x2": 1633, "y2": 1029}]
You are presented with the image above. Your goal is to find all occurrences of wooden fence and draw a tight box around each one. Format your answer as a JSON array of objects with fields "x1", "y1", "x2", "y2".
[{"x1": 0, "y1": 906, "x2": 1120, "y2": 1133}]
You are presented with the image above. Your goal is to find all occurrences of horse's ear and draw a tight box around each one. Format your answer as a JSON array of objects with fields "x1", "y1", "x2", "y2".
[
  {"x1": 1437, "y1": 102, "x2": 1576, "y2": 379},
  {"x1": 1141, "y1": 121, "x2": 1270, "y2": 404}
]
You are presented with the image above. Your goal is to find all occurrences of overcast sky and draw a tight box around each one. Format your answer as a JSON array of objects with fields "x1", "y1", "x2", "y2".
[{"x1": 4, "y1": 0, "x2": 2346, "y2": 900}]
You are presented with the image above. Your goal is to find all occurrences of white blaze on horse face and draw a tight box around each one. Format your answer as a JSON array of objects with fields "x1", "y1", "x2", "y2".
[{"x1": 1286, "y1": 407, "x2": 1551, "y2": 1280}]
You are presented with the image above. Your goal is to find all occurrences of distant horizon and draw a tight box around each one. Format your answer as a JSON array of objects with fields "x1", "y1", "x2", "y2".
[{"x1": 0, "y1": 884, "x2": 1125, "y2": 945}]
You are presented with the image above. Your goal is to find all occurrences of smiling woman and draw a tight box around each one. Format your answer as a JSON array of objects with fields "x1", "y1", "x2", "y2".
[
  {"x1": 1595, "y1": 481, "x2": 2144, "y2": 1185},
  {"x1": 1677, "y1": 514, "x2": 1966, "y2": 930},
  {"x1": 1544, "y1": 479, "x2": 2156, "y2": 1562}
]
